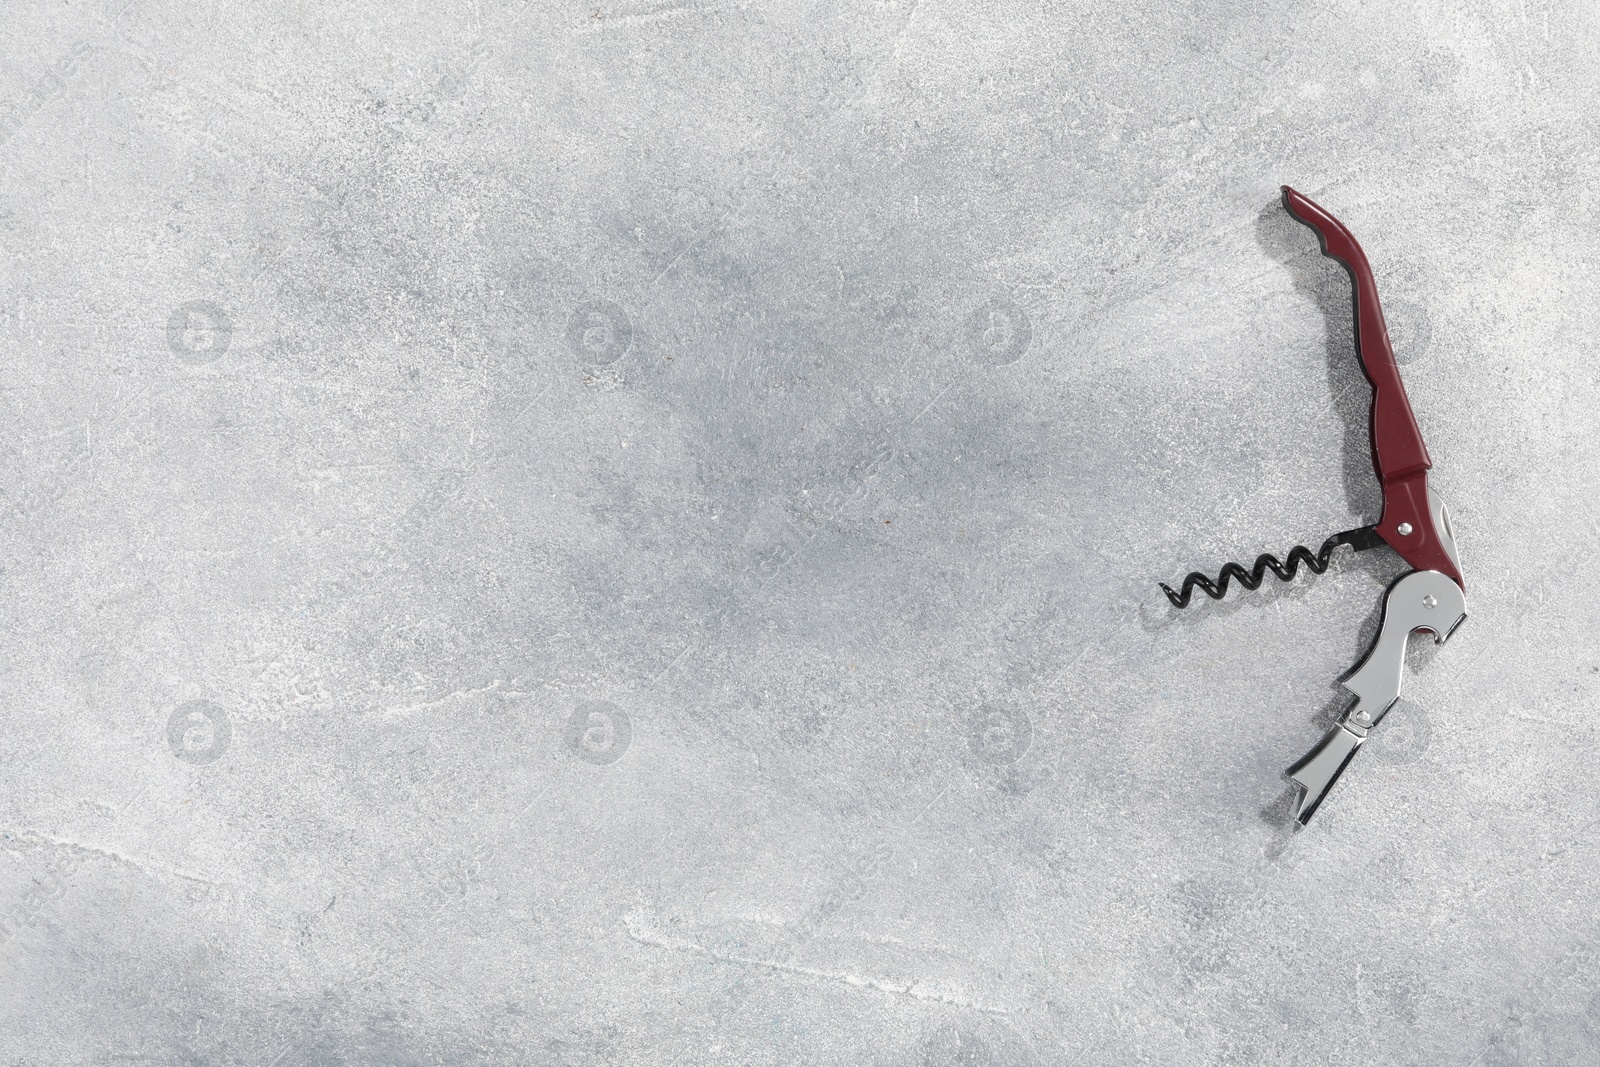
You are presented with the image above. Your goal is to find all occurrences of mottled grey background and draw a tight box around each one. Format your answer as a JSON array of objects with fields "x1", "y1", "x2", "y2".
[{"x1": 2, "y1": 0, "x2": 1597, "y2": 1063}]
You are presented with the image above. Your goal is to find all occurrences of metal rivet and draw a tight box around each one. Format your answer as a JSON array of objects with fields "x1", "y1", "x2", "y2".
[
  {"x1": 1422, "y1": 595, "x2": 1437, "y2": 608},
  {"x1": 1355, "y1": 711, "x2": 1371, "y2": 723},
  {"x1": 1397, "y1": 522, "x2": 1414, "y2": 536}
]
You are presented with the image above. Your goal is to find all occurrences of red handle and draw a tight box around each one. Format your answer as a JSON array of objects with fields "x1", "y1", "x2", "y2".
[{"x1": 1281, "y1": 186, "x2": 1462, "y2": 588}]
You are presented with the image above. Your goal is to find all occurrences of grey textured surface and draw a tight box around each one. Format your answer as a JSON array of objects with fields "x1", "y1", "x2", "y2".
[{"x1": 2, "y1": 1, "x2": 1598, "y2": 1063}]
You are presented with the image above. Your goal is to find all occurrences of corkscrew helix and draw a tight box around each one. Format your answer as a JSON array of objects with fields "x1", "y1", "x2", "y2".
[
  {"x1": 1159, "y1": 186, "x2": 1468, "y2": 827},
  {"x1": 1159, "y1": 526, "x2": 1385, "y2": 608}
]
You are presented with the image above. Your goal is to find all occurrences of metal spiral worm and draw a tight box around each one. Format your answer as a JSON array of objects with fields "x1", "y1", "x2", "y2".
[{"x1": 1159, "y1": 525, "x2": 1384, "y2": 609}]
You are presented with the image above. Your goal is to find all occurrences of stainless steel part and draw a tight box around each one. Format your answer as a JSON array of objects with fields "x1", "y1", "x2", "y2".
[
  {"x1": 1342, "y1": 569, "x2": 1467, "y2": 726},
  {"x1": 1428, "y1": 487, "x2": 1464, "y2": 579},
  {"x1": 1287, "y1": 568, "x2": 1468, "y2": 826},
  {"x1": 1285, "y1": 724, "x2": 1366, "y2": 827}
]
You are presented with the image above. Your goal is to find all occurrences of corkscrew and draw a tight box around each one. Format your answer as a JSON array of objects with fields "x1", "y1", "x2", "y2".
[
  {"x1": 1159, "y1": 526, "x2": 1386, "y2": 608},
  {"x1": 1159, "y1": 186, "x2": 1468, "y2": 827}
]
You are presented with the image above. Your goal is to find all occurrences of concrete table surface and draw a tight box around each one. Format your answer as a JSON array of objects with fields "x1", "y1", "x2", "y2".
[{"x1": 2, "y1": 1, "x2": 1598, "y2": 1063}]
